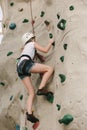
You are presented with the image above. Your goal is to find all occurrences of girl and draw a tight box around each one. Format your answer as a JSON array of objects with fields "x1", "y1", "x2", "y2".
[{"x1": 17, "y1": 32, "x2": 54, "y2": 123}]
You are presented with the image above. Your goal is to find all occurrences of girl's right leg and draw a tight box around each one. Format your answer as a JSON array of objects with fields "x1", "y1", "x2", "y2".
[{"x1": 30, "y1": 63, "x2": 54, "y2": 90}]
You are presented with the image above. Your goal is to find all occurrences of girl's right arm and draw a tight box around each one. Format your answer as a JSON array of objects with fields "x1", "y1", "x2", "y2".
[{"x1": 34, "y1": 39, "x2": 54, "y2": 53}]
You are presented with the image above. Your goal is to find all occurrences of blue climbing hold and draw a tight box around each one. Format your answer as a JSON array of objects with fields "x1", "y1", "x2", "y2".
[
  {"x1": 15, "y1": 124, "x2": 20, "y2": 130},
  {"x1": 9, "y1": 23, "x2": 16, "y2": 30}
]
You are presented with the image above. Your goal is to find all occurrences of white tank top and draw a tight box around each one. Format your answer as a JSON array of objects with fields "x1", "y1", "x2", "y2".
[{"x1": 19, "y1": 42, "x2": 35, "y2": 63}]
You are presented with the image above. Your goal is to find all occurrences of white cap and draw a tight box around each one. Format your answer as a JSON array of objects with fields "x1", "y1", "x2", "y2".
[{"x1": 22, "y1": 32, "x2": 35, "y2": 45}]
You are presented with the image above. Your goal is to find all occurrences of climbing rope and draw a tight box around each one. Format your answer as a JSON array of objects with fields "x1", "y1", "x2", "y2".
[{"x1": 29, "y1": 0, "x2": 35, "y2": 37}]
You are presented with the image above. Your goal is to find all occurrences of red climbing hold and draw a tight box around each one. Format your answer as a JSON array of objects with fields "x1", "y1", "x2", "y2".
[
  {"x1": 32, "y1": 121, "x2": 40, "y2": 129},
  {"x1": 32, "y1": 20, "x2": 35, "y2": 25}
]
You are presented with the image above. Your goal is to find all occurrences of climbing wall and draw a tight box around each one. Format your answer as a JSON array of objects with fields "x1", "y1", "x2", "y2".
[{"x1": 0, "y1": 0, "x2": 87, "y2": 130}]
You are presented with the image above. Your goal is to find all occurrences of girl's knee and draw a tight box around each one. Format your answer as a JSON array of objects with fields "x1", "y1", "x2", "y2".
[
  {"x1": 28, "y1": 89, "x2": 35, "y2": 97},
  {"x1": 48, "y1": 66, "x2": 54, "y2": 73},
  {"x1": 29, "y1": 92, "x2": 35, "y2": 99}
]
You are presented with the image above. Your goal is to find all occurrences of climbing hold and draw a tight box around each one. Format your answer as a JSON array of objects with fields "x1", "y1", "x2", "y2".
[
  {"x1": 31, "y1": 20, "x2": 35, "y2": 25},
  {"x1": 44, "y1": 20, "x2": 50, "y2": 26},
  {"x1": 46, "y1": 92, "x2": 54, "y2": 103},
  {"x1": 10, "y1": 2, "x2": 14, "y2": 6},
  {"x1": 3, "y1": 24, "x2": 6, "y2": 28},
  {"x1": 69, "y1": 5, "x2": 74, "y2": 11},
  {"x1": 63, "y1": 43, "x2": 67, "y2": 50},
  {"x1": 32, "y1": 122, "x2": 40, "y2": 129},
  {"x1": 9, "y1": 23, "x2": 16, "y2": 30},
  {"x1": 16, "y1": 124, "x2": 20, "y2": 130},
  {"x1": 22, "y1": 126, "x2": 28, "y2": 130},
  {"x1": 22, "y1": 19, "x2": 29, "y2": 23},
  {"x1": 7, "y1": 51, "x2": 13, "y2": 56},
  {"x1": 10, "y1": 95, "x2": 13, "y2": 101},
  {"x1": 60, "y1": 56, "x2": 64, "y2": 62},
  {"x1": 52, "y1": 41, "x2": 55, "y2": 46},
  {"x1": 57, "y1": 14, "x2": 60, "y2": 19},
  {"x1": 56, "y1": 104, "x2": 61, "y2": 111},
  {"x1": 58, "y1": 114, "x2": 74, "y2": 125},
  {"x1": 49, "y1": 33, "x2": 53, "y2": 39},
  {"x1": 59, "y1": 74, "x2": 66, "y2": 83},
  {"x1": 40, "y1": 11, "x2": 45, "y2": 17},
  {"x1": 57, "y1": 19, "x2": 66, "y2": 30},
  {"x1": 0, "y1": 82, "x2": 5, "y2": 86},
  {"x1": 18, "y1": 8, "x2": 23, "y2": 12},
  {"x1": 20, "y1": 94, "x2": 23, "y2": 100}
]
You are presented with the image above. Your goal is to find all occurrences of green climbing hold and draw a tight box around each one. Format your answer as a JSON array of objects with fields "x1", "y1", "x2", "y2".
[
  {"x1": 56, "y1": 104, "x2": 61, "y2": 111},
  {"x1": 22, "y1": 19, "x2": 29, "y2": 23},
  {"x1": 40, "y1": 11, "x2": 45, "y2": 17},
  {"x1": 10, "y1": 95, "x2": 13, "y2": 101},
  {"x1": 7, "y1": 51, "x2": 13, "y2": 56},
  {"x1": 9, "y1": 23, "x2": 16, "y2": 30},
  {"x1": 0, "y1": 82, "x2": 5, "y2": 86},
  {"x1": 10, "y1": 2, "x2": 14, "y2": 6},
  {"x1": 57, "y1": 19, "x2": 66, "y2": 30},
  {"x1": 16, "y1": 124, "x2": 20, "y2": 130},
  {"x1": 60, "y1": 56, "x2": 64, "y2": 62},
  {"x1": 20, "y1": 94, "x2": 23, "y2": 100},
  {"x1": 44, "y1": 20, "x2": 50, "y2": 26},
  {"x1": 49, "y1": 33, "x2": 53, "y2": 39},
  {"x1": 22, "y1": 126, "x2": 28, "y2": 130},
  {"x1": 58, "y1": 114, "x2": 74, "y2": 125},
  {"x1": 63, "y1": 43, "x2": 67, "y2": 50},
  {"x1": 46, "y1": 92, "x2": 54, "y2": 103},
  {"x1": 69, "y1": 5, "x2": 74, "y2": 11},
  {"x1": 59, "y1": 74, "x2": 66, "y2": 83}
]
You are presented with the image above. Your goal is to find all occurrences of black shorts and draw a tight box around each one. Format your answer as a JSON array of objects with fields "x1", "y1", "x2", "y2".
[{"x1": 17, "y1": 59, "x2": 35, "y2": 79}]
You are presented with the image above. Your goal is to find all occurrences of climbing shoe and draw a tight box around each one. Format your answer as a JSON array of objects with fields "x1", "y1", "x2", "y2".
[
  {"x1": 26, "y1": 112, "x2": 39, "y2": 123},
  {"x1": 37, "y1": 88, "x2": 53, "y2": 96}
]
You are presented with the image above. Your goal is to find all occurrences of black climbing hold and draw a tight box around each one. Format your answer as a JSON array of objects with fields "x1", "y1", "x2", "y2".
[
  {"x1": 63, "y1": 44, "x2": 67, "y2": 50},
  {"x1": 60, "y1": 56, "x2": 64, "y2": 62},
  {"x1": 3, "y1": 24, "x2": 6, "y2": 28},
  {"x1": 58, "y1": 114, "x2": 74, "y2": 125},
  {"x1": 46, "y1": 92, "x2": 54, "y2": 103},
  {"x1": 0, "y1": 82, "x2": 5, "y2": 86},
  {"x1": 57, "y1": 19, "x2": 66, "y2": 30},
  {"x1": 57, "y1": 14, "x2": 60, "y2": 19},
  {"x1": 44, "y1": 20, "x2": 50, "y2": 26},
  {"x1": 40, "y1": 11, "x2": 45, "y2": 17},
  {"x1": 49, "y1": 33, "x2": 53, "y2": 39},
  {"x1": 59, "y1": 74, "x2": 66, "y2": 83},
  {"x1": 10, "y1": 2, "x2": 14, "y2": 6},
  {"x1": 18, "y1": 8, "x2": 23, "y2": 12},
  {"x1": 52, "y1": 41, "x2": 55, "y2": 46},
  {"x1": 69, "y1": 5, "x2": 74, "y2": 11},
  {"x1": 16, "y1": 124, "x2": 20, "y2": 130},
  {"x1": 7, "y1": 51, "x2": 13, "y2": 56},
  {"x1": 20, "y1": 94, "x2": 23, "y2": 100},
  {"x1": 56, "y1": 104, "x2": 61, "y2": 111},
  {"x1": 10, "y1": 95, "x2": 13, "y2": 101},
  {"x1": 9, "y1": 23, "x2": 16, "y2": 30},
  {"x1": 22, "y1": 19, "x2": 29, "y2": 23}
]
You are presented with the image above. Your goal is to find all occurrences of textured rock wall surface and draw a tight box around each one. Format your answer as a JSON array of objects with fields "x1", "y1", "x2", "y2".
[{"x1": 0, "y1": 0, "x2": 87, "y2": 130}]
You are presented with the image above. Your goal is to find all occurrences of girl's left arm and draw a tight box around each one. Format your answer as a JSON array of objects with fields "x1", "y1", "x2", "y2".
[{"x1": 34, "y1": 39, "x2": 54, "y2": 53}]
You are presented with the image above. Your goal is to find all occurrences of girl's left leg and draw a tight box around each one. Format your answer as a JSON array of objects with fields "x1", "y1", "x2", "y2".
[{"x1": 22, "y1": 77, "x2": 39, "y2": 123}]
